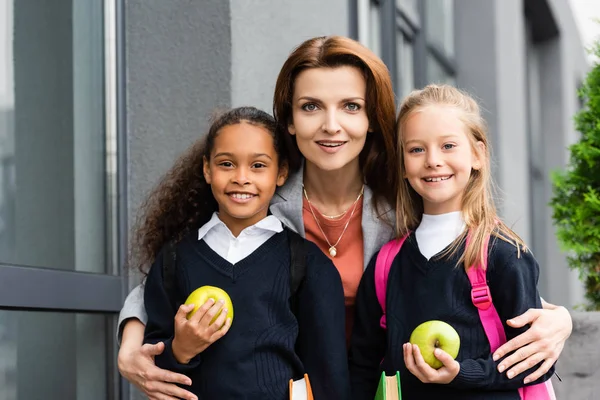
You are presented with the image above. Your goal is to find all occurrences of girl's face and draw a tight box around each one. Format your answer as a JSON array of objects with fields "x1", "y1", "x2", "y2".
[
  {"x1": 203, "y1": 122, "x2": 288, "y2": 235},
  {"x1": 402, "y1": 105, "x2": 483, "y2": 215},
  {"x1": 288, "y1": 66, "x2": 369, "y2": 174}
]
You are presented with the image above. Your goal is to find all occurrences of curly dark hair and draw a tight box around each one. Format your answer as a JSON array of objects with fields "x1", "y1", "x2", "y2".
[{"x1": 130, "y1": 106, "x2": 283, "y2": 275}]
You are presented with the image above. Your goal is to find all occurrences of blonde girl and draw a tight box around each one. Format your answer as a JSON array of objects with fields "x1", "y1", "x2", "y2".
[{"x1": 349, "y1": 84, "x2": 556, "y2": 399}]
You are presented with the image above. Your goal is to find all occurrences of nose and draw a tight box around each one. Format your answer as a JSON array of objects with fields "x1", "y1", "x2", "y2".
[
  {"x1": 322, "y1": 110, "x2": 342, "y2": 135},
  {"x1": 425, "y1": 149, "x2": 443, "y2": 168},
  {"x1": 232, "y1": 166, "x2": 251, "y2": 185}
]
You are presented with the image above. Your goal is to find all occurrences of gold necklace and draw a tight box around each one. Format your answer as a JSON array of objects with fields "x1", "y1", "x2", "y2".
[{"x1": 302, "y1": 184, "x2": 364, "y2": 257}]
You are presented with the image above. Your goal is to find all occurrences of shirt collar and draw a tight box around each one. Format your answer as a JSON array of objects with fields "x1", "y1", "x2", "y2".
[{"x1": 198, "y1": 212, "x2": 284, "y2": 240}]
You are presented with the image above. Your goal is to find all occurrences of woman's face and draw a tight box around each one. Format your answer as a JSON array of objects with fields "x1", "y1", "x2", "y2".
[{"x1": 288, "y1": 66, "x2": 369, "y2": 173}]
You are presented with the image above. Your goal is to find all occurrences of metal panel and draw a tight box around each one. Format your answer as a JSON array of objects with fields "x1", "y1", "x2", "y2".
[{"x1": 0, "y1": 264, "x2": 123, "y2": 312}]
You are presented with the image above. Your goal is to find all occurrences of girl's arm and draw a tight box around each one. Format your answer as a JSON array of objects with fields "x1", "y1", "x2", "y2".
[
  {"x1": 448, "y1": 247, "x2": 556, "y2": 390},
  {"x1": 492, "y1": 299, "x2": 571, "y2": 382},
  {"x1": 348, "y1": 256, "x2": 387, "y2": 400},
  {"x1": 294, "y1": 243, "x2": 351, "y2": 400}
]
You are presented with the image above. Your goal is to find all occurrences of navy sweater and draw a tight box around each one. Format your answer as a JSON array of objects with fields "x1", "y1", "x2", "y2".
[
  {"x1": 143, "y1": 230, "x2": 350, "y2": 399},
  {"x1": 349, "y1": 233, "x2": 555, "y2": 400}
]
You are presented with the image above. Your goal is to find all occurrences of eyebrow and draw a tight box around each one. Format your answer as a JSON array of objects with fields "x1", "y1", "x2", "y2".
[
  {"x1": 404, "y1": 134, "x2": 461, "y2": 144},
  {"x1": 296, "y1": 96, "x2": 365, "y2": 103},
  {"x1": 213, "y1": 152, "x2": 273, "y2": 160}
]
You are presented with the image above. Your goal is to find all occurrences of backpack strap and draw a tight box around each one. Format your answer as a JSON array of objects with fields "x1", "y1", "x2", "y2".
[
  {"x1": 465, "y1": 233, "x2": 506, "y2": 351},
  {"x1": 162, "y1": 240, "x2": 179, "y2": 312},
  {"x1": 465, "y1": 234, "x2": 556, "y2": 399},
  {"x1": 287, "y1": 228, "x2": 306, "y2": 316},
  {"x1": 375, "y1": 234, "x2": 410, "y2": 329}
]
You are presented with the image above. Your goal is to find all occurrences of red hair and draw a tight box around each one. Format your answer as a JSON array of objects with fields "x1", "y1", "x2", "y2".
[{"x1": 273, "y1": 36, "x2": 398, "y2": 213}]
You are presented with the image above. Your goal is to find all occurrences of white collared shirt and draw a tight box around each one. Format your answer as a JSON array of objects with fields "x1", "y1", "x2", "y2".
[
  {"x1": 415, "y1": 211, "x2": 465, "y2": 260},
  {"x1": 197, "y1": 213, "x2": 284, "y2": 264}
]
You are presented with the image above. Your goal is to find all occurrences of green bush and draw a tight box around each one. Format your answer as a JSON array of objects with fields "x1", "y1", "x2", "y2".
[{"x1": 550, "y1": 40, "x2": 600, "y2": 311}]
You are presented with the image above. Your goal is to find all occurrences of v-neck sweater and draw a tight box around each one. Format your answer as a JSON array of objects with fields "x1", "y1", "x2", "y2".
[
  {"x1": 349, "y1": 232, "x2": 555, "y2": 399},
  {"x1": 143, "y1": 230, "x2": 351, "y2": 399}
]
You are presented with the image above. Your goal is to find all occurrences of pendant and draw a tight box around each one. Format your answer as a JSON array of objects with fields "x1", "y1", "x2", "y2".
[{"x1": 329, "y1": 246, "x2": 337, "y2": 257}]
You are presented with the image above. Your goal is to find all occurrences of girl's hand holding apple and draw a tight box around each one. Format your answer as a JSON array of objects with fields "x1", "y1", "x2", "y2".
[
  {"x1": 171, "y1": 299, "x2": 232, "y2": 364},
  {"x1": 403, "y1": 343, "x2": 460, "y2": 384}
]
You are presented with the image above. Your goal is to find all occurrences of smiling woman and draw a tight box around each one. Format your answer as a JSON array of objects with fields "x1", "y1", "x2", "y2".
[{"x1": 288, "y1": 66, "x2": 370, "y2": 174}]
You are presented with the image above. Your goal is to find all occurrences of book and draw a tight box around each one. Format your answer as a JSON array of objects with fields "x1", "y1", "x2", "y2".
[
  {"x1": 374, "y1": 371, "x2": 402, "y2": 400},
  {"x1": 289, "y1": 374, "x2": 313, "y2": 400}
]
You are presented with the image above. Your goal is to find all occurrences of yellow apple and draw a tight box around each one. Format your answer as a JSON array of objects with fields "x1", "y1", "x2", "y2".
[
  {"x1": 184, "y1": 286, "x2": 234, "y2": 327},
  {"x1": 409, "y1": 320, "x2": 460, "y2": 369}
]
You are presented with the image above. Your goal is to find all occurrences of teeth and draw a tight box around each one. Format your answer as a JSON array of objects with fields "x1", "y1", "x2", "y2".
[
  {"x1": 424, "y1": 176, "x2": 451, "y2": 182},
  {"x1": 231, "y1": 193, "x2": 253, "y2": 199},
  {"x1": 319, "y1": 142, "x2": 343, "y2": 147}
]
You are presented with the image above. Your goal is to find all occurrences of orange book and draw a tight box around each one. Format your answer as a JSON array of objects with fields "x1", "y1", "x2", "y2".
[{"x1": 289, "y1": 374, "x2": 313, "y2": 400}]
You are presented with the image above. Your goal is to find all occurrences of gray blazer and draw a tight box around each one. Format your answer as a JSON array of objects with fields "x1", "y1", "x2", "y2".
[{"x1": 116, "y1": 165, "x2": 395, "y2": 341}]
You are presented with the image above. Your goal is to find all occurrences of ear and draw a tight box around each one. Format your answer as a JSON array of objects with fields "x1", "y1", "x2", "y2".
[
  {"x1": 472, "y1": 141, "x2": 485, "y2": 170},
  {"x1": 288, "y1": 119, "x2": 296, "y2": 136},
  {"x1": 203, "y1": 156, "x2": 212, "y2": 184},
  {"x1": 276, "y1": 162, "x2": 289, "y2": 187}
]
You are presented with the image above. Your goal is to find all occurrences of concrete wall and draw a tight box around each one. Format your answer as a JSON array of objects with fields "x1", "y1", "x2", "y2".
[
  {"x1": 125, "y1": 0, "x2": 231, "y2": 287},
  {"x1": 230, "y1": 0, "x2": 349, "y2": 112},
  {"x1": 454, "y1": 0, "x2": 588, "y2": 307},
  {"x1": 553, "y1": 312, "x2": 600, "y2": 400},
  {"x1": 454, "y1": 0, "x2": 531, "y2": 244}
]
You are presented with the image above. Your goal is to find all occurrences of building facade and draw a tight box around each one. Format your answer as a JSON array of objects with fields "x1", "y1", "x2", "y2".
[{"x1": 0, "y1": 0, "x2": 589, "y2": 398}]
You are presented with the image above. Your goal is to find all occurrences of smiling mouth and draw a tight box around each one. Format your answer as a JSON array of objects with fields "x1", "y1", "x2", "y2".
[
  {"x1": 316, "y1": 141, "x2": 346, "y2": 148},
  {"x1": 423, "y1": 175, "x2": 452, "y2": 182},
  {"x1": 228, "y1": 193, "x2": 256, "y2": 200}
]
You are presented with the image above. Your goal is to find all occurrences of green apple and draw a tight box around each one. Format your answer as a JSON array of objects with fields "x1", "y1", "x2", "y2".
[
  {"x1": 184, "y1": 286, "x2": 234, "y2": 327},
  {"x1": 409, "y1": 320, "x2": 460, "y2": 369}
]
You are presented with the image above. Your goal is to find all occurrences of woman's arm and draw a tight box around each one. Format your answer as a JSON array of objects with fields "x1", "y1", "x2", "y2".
[
  {"x1": 117, "y1": 280, "x2": 197, "y2": 400},
  {"x1": 117, "y1": 284, "x2": 148, "y2": 344},
  {"x1": 492, "y1": 299, "x2": 571, "y2": 382},
  {"x1": 118, "y1": 318, "x2": 197, "y2": 400}
]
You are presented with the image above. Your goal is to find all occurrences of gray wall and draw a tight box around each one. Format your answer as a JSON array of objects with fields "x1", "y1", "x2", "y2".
[
  {"x1": 454, "y1": 0, "x2": 531, "y2": 244},
  {"x1": 230, "y1": 0, "x2": 349, "y2": 112},
  {"x1": 454, "y1": 0, "x2": 588, "y2": 307},
  {"x1": 125, "y1": 0, "x2": 231, "y2": 294},
  {"x1": 124, "y1": 2, "x2": 231, "y2": 398}
]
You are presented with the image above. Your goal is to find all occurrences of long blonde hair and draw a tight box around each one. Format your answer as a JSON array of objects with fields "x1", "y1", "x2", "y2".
[{"x1": 396, "y1": 84, "x2": 526, "y2": 270}]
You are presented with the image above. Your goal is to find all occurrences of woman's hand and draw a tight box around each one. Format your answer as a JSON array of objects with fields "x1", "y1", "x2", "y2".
[
  {"x1": 403, "y1": 343, "x2": 460, "y2": 384},
  {"x1": 493, "y1": 304, "x2": 572, "y2": 383},
  {"x1": 171, "y1": 300, "x2": 232, "y2": 364},
  {"x1": 118, "y1": 329, "x2": 197, "y2": 400}
]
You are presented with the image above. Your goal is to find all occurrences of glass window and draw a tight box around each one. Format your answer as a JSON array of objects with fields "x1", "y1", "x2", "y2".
[
  {"x1": 396, "y1": 31, "x2": 415, "y2": 98},
  {"x1": 425, "y1": 0, "x2": 454, "y2": 57},
  {"x1": 0, "y1": 1, "x2": 116, "y2": 273},
  {"x1": 0, "y1": 311, "x2": 111, "y2": 400},
  {"x1": 396, "y1": 0, "x2": 419, "y2": 19},
  {"x1": 426, "y1": 55, "x2": 456, "y2": 86}
]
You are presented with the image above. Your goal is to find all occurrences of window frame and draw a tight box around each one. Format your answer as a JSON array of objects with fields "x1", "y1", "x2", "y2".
[{"x1": 0, "y1": 0, "x2": 127, "y2": 398}]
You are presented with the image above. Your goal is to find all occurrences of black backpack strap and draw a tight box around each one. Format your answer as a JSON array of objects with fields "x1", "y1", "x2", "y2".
[
  {"x1": 287, "y1": 228, "x2": 307, "y2": 316},
  {"x1": 162, "y1": 240, "x2": 179, "y2": 311}
]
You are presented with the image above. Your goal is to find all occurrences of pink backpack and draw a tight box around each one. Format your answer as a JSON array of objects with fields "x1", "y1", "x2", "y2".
[{"x1": 374, "y1": 234, "x2": 556, "y2": 399}]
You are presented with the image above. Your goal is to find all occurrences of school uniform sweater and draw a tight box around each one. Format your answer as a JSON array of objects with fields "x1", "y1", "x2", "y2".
[
  {"x1": 143, "y1": 229, "x2": 350, "y2": 400},
  {"x1": 349, "y1": 232, "x2": 555, "y2": 400}
]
